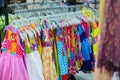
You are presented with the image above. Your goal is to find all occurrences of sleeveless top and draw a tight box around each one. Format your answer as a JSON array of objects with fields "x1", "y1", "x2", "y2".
[{"x1": 1, "y1": 26, "x2": 24, "y2": 58}]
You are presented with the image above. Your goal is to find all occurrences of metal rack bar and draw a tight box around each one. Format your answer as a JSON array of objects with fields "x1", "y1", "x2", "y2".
[
  {"x1": 8, "y1": 1, "x2": 60, "y2": 7},
  {"x1": 86, "y1": 3, "x2": 99, "y2": 14},
  {"x1": 4, "y1": 0, "x2": 9, "y2": 25},
  {"x1": 8, "y1": 2, "x2": 43, "y2": 7},
  {"x1": 13, "y1": 5, "x2": 83, "y2": 13}
]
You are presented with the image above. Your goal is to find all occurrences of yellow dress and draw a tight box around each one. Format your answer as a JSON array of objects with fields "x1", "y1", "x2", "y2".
[{"x1": 90, "y1": 20, "x2": 99, "y2": 60}]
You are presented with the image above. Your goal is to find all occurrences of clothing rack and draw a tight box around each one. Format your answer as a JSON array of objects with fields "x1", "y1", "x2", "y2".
[
  {"x1": 13, "y1": 5, "x2": 83, "y2": 14},
  {"x1": 1, "y1": 1, "x2": 99, "y2": 26},
  {"x1": 11, "y1": 4, "x2": 99, "y2": 18},
  {"x1": 8, "y1": 2, "x2": 98, "y2": 24},
  {"x1": 9, "y1": 5, "x2": 99, "y2": 28},
  {"x1": 0, "y1": 2, "x2": 99, "y2": 79},
  {"x1": 8, "y1": 1, "x2": 60, "y2": 7},
  {"x1": 0, "y1": 1, "x2": 99, "y2": 48},
  {"x1": 0, "y1": 12, "x2": 97, "y2": 80},
  {"x1": 11, "y1": 11, "x2": 83, "y2": 27}
]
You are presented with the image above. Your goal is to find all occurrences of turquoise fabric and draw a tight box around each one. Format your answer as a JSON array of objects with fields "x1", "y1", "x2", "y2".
[{"x1": 57, "y1": 41, "x2": 68, "y2": 75}]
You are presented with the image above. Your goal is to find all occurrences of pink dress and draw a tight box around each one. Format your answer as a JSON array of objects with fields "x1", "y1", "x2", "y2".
[{"x1": 0, "y1": 26, "x2": 30, "y2": 80}]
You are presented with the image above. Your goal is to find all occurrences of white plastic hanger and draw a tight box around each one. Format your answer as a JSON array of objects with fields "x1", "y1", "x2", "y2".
[{"x1": 24, "y1": 31, "x2": 31, "y2": 46}]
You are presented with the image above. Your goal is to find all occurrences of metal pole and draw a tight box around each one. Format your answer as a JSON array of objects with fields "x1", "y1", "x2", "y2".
[
  {"x1": 4, "y1": 0, "x2": 9, "y2": 25},
  {"x1": 94, "y1": 0, "x2": 97, "y2": 9}
]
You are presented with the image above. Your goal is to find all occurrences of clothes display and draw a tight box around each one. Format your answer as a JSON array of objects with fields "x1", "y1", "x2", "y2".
[
  {"x1": 2, "y1": 0, "x2": 120, "y2": 80},
  {"x1": 0, "y1": 11, "x2": 98, "y2": 79}
]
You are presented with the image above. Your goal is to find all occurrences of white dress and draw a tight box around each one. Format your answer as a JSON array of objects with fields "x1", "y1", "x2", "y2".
[
  {"x1": 26, "y1": 50, "x2": 44, "y2": 80},
  {"x1": 23, "y1": 32, "x2": 44, "y2": 80}
]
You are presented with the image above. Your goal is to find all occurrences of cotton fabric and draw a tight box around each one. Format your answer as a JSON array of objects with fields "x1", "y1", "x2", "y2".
[{"x1": 0, "y1": 26, "x2": 30, "y2": 80}]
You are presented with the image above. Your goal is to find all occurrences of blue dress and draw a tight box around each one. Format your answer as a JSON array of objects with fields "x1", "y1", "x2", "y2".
[
  {"x1": 56, "y1": 28, "x2": 68, "y2": 76},
  {"x1": 77, "y1": 24, "x2": 94, "y2": 71}
]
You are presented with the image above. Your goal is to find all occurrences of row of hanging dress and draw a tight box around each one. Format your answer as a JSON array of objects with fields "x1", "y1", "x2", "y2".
[
  {"x1": 20, "y1": 29, "x2": 44, "y2": 80},
  {"x1": 0, "y1": 17, "x2": 98, "y2": 80}
]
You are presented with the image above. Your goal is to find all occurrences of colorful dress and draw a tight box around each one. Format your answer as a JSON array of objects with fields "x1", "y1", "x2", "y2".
[
  {"x1": 55, "y1": 27, "x2": 69, "y2": 80},
  {"x1": 71, "y1": 25, "x2": 83, "y2": 72},
  {"x1": 65, "y1": 26, "x2": 79, "y2": 75},
  {"x1": 0, "y1": 26, "x2": 30, "y2": 80},
  {"x1": 77, "y1": 24, "x2": 94, "y2": 72},
  {"x1": 51, "y1": 28, "x2": 60, "y2": 77},
  {"x1": 23, "y1": 30, "x2": 44, "y2": 80},
  {"x1": 41, "y1": 27, "x2": 58, "y2": 80}
]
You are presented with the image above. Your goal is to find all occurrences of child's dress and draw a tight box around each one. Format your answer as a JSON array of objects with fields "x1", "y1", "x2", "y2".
[
  {"x1": 0, "y1": 26, "x2": 30, "y2": 80},
  {"x1": 41, "y1": 28, "x2": 58, "y2": 80},
  {"x1": 23, "y1": 31, "x2": 44, "y2": 80},
  {"x1": 55, "y1": 27, "x2": 69, "y2": 80}
]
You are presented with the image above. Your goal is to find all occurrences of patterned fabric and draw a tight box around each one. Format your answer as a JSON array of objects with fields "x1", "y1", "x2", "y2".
[
  {"x1": 42, "y1": 28, "x2": 58, "y2": 80},
  {"x1": 51, "y1": 29, "x2": 60, "y2": 77},
  {"x1": 1, "y1": 26, "x2": 24, "y2": 57},
  {"x1": 57, "y1": 41, "x2": 68, "y2": 75},
  {"x1": 55, "y1": 28, "x2": 69, "y2": 76},
  {"x1": 73, "y1": 25, "x2": 83, "y2": 72},
  {"x1": 42, "y1": 47, "x2": 58, "y2": 80},
  {"x1": 0, "y1": 18, "x2": 97, "y2": 79},
  {"x1": 65, "y1": 26, "x2": 82, "y2": 74},
  {"x1": 0, "y1": 26, "x2": 30, "y2": 80},
  {"x1": 97, "y1": 0, "x2": 120, "y2": 77}
]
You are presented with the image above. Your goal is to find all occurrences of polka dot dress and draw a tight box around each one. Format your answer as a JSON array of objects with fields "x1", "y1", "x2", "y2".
[{"x1": 57, "y1": 41, "x2": 68, "y2": 76}]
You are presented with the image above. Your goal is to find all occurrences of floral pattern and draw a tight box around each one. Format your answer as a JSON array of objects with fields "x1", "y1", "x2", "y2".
[{"x1": 98, "y1": 0, "x2": 120, "y2": 75}]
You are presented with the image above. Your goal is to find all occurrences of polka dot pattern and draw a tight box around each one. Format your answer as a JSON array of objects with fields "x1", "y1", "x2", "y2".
[
  {"x1": 1, "y1": 28, "x2": 24, "y2": 58},
  {"x1": 57, "y1": 41, "x2": 68, "y2": 75}
]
